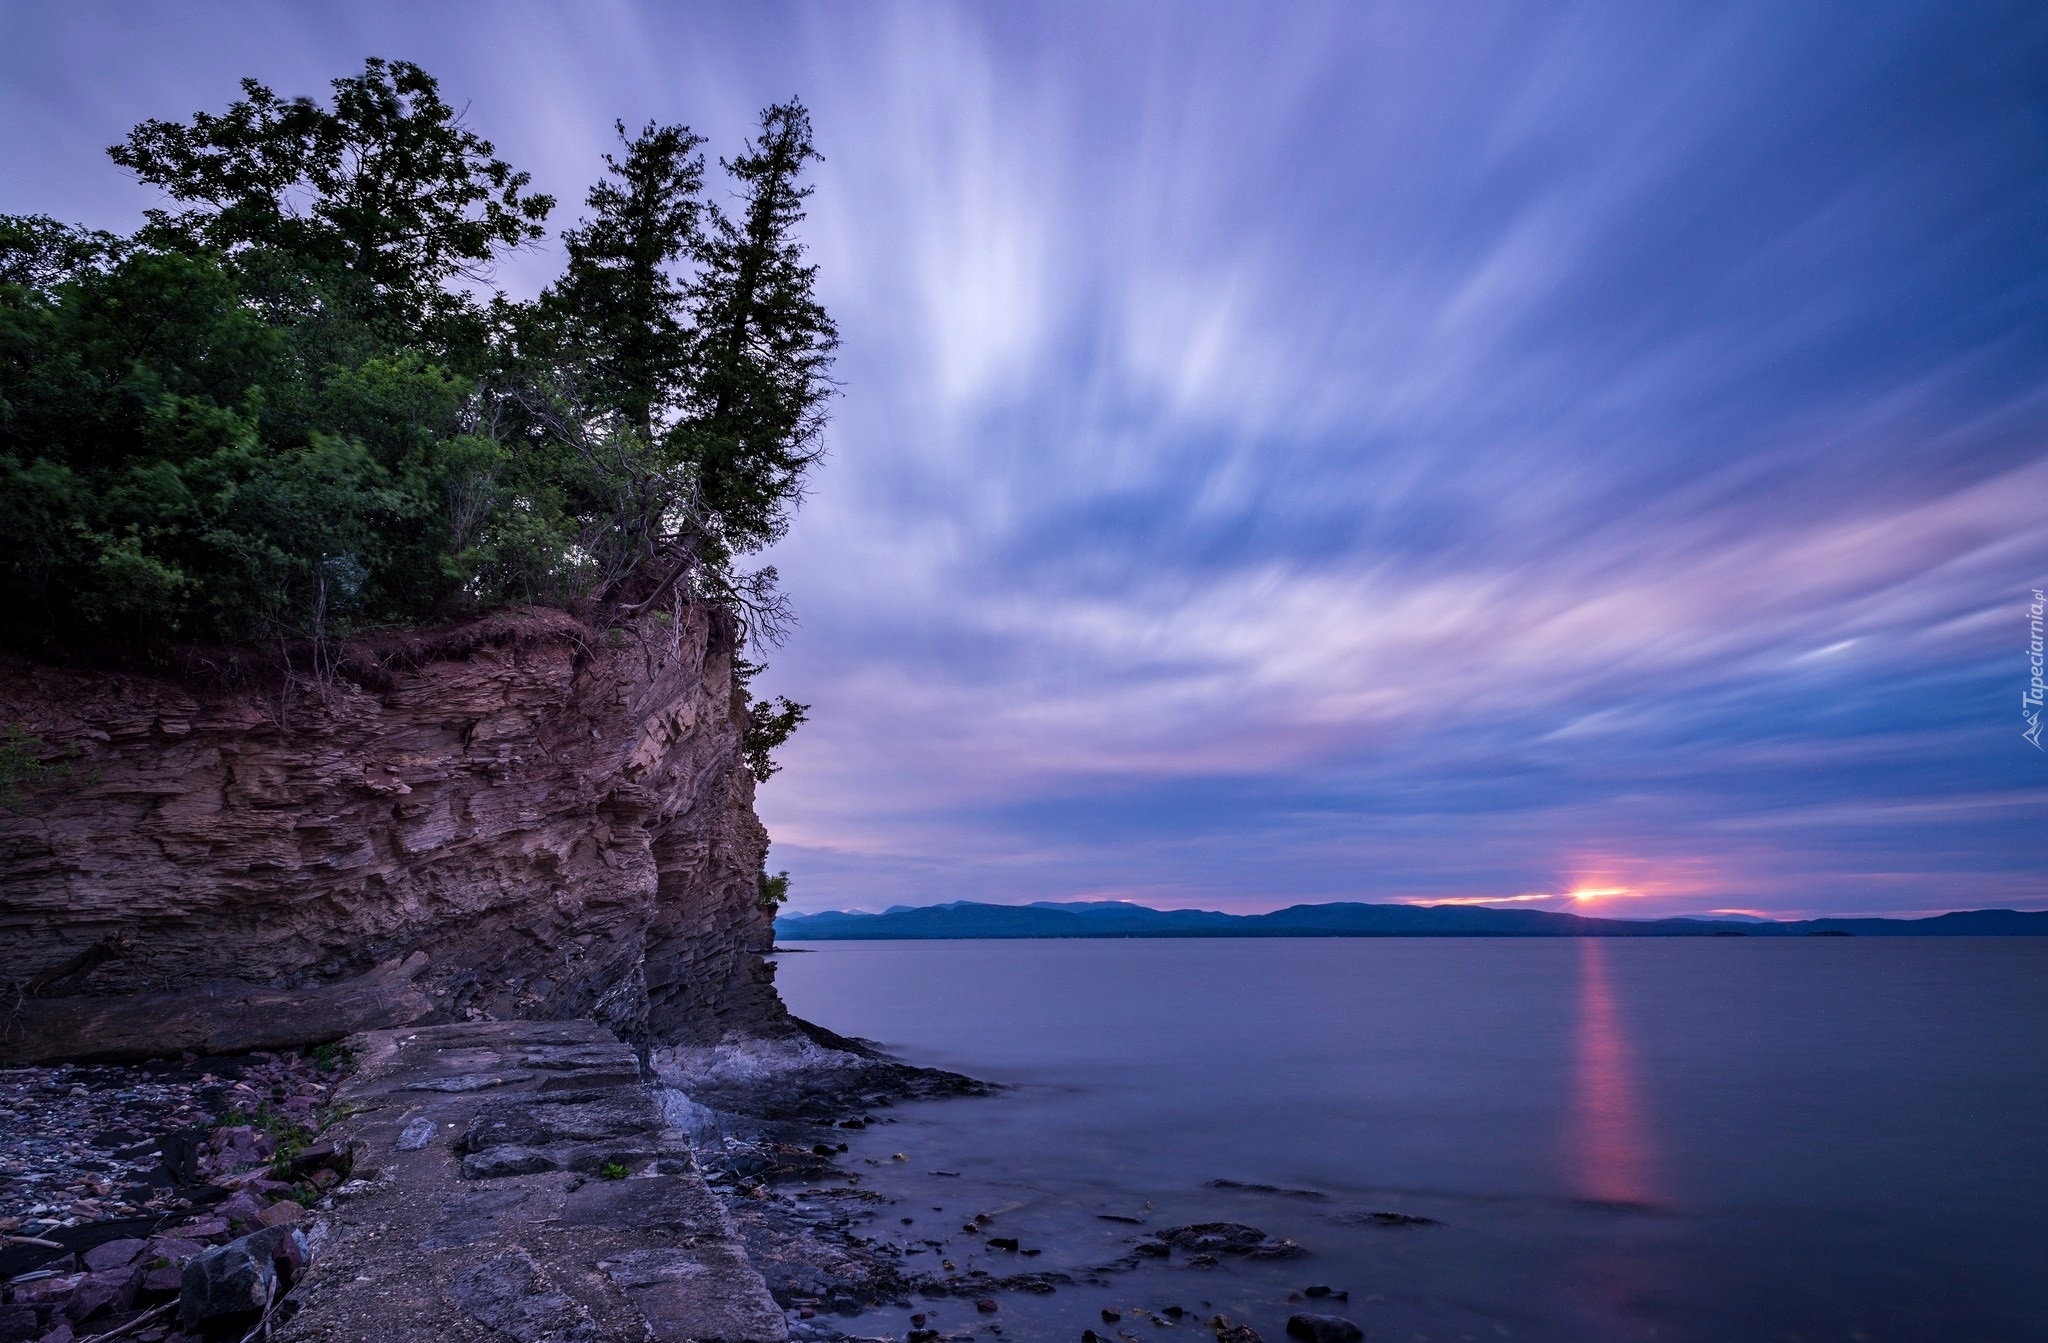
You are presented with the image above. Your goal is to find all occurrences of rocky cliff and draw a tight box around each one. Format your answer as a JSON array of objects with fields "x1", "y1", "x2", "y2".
[{"x1": 0, "y1": 603, "x2": 790, "y2": 1062}]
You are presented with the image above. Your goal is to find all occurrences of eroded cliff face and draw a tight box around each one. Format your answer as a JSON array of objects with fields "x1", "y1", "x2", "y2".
[{"x1": 0, "y1": 603, "x2": 791, "y2": 1061}]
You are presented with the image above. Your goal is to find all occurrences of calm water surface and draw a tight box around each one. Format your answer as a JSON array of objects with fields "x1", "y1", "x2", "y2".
[{"x1": 773, "y1": 937, "x2": 2048, "y2": 1343}]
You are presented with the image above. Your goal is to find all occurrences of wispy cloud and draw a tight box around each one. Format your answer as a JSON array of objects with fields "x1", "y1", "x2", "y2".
[{"x1": 5, "y1": 1, "x2": 2041, "y2": 917}]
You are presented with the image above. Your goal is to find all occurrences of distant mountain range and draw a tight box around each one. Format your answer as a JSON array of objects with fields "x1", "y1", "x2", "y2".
[{"x1": 775, "y1": 900, "x2": 2048, "y2": 940}]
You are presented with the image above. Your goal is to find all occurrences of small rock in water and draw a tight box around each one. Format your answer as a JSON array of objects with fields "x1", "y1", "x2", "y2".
[
  {"x1": 987, "y1": 1237, "x2": 1020, "y2": 1251},
  {"x1": 975, "y1": 1296, "x2": 999, "y2": 1312},
  {"x1": 1285, "y1": 1314, "x2": 1364, "y2": 1343}
]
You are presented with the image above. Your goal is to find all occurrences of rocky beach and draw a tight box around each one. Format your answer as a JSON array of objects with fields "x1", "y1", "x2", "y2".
[{"x1": 0, "y1": 1016, "x2": 1380, "y2": 1343}]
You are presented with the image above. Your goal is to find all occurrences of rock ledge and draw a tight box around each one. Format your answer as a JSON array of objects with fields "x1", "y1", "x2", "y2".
[{"x1": 277, "y1": 1019, "x2": 786, "y2": 1343}]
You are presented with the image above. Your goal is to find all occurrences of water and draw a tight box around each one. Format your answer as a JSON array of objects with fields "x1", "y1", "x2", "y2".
[{"x1": 772, "y1": 936, "x2": 2048, "y2": 1343}]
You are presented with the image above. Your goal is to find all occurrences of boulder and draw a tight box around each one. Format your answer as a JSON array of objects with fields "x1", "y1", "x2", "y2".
[
  {"x1": 1286, "y1": 1314, "x2": 1365, "y2": 1342},
  {"x1": 177, "y1": 1226, "x2": 303, "y2": 1331},
  {"x1": 179, "y1": 1240, "x2": 274, "y2": 1330}
]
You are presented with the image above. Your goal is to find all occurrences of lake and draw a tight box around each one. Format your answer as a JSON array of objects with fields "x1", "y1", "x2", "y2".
[{"x1": 772, "y1": 936, "x2": 2048, "y2": 1343}]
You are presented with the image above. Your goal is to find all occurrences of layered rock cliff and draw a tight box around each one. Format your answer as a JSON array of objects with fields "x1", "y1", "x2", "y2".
[{"x1": 0, "y1": 602, "x2": 790, "y2": 1062}]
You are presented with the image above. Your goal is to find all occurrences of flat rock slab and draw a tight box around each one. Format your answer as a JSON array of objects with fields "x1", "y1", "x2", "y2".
[{"x1": 276, "y1": 1020, "x2": 787, "y2": 1343}]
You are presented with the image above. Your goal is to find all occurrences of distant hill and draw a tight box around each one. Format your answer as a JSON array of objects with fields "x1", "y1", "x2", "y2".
[{"x1": 774, "y1": 900, "x2": 2048, "y2": 940}]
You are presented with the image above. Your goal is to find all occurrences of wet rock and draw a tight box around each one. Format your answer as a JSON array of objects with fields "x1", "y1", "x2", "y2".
[
  {"x1": 1329, "y1": 1211, "x2": 1436, "y2": 1228},
  {"x1": 986, "y1": 1237, "x2": 1019, "y2": 1251},
  {"x1": 975, "y1": 1298, "x2": 998, "y2": 1312},
  {"x1": 1285, "y1": 1314, "x2": 1364, "y2": 1342},
  {"x1": 1158, "y1": 1222, "x2": 1305, "y2": 1259},
  {"x1": 1132, "y1": 1238, "x2": 1170, "y2": 1258},
  {"x1": 1206, "y1": 1180, "x2": 1330, "y2": 1201}
]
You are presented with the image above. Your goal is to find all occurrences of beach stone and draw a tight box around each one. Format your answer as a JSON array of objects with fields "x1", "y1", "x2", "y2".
[
  {"x1": 216, "y1": 1190, "x2": 265, "y2": 1230},
  {"x1": 145, "y1": 1237, "x2": 207, "y2": 1265},
  {"x1": 0, "y1": 1304, "x2": 41, "y2": 1343},
  {"x1": 138, "y1": 1265, "x2": 184, "y2": 1297},
  {"x1": 395, "y1": 1117, "x2": 437, "y2": 1151},
  {"x1": 258, "y1": 1200, "x2": 304, "y2": 1227},
  {"x1": 63, "y1": 1269, "x2": 136, "y2": 1322},
  {"x1": 1286, "y1": 1314, "x2": 1364, "y2": 1342},
  {"x1": 80, "y1": 1238, "x2": 147, "y2": 1273}
]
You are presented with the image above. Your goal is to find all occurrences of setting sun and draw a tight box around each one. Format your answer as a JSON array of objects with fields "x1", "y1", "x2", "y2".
[{"x1": 1570, "y1": 886, "x2": 1634, "y2": 902}]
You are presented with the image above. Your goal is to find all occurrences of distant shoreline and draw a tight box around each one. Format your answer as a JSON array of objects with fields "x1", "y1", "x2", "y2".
[{"x1": 776, "y1": 901, "x2": 2048, "y2": 941}]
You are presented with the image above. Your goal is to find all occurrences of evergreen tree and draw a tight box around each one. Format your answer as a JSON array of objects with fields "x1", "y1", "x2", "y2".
[
  {"x1": 678, "y1": 100, "x2": 839, "y2": 561},
  {"x1": 550, "y1": 120, "x2": 706, "y2": 440}
]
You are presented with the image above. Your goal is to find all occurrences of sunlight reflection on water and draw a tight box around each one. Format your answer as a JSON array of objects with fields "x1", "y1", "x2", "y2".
[{"x1": 1570, "y1": 937, "x2": 1661, "y2": 1209}]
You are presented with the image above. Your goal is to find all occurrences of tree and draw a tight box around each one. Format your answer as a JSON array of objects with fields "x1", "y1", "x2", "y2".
[
  {"x1": 550, "y1": 120, "x2": 706, "y2": 440},
  {"x1": 109, "y1": 58, "x2": 552, "y2": 335},
  {"x1": 677, "y1": 100, "x2": 838, "y2": 561},
  {"x1": 743, "y1": 694, "x2": 810, "y2": 781},
  {"x1": 6, "y1": 63, "x2": 833, "y2": 786}
]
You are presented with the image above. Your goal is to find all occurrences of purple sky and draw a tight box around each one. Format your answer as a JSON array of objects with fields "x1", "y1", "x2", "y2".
[{"x1": 5, "y1": 2, "x2": 2044, "y2": 919}]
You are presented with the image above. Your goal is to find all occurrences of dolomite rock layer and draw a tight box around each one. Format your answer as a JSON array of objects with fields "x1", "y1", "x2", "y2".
[{"x1": 0, "y1": 604, "x2": 788, "y2": 1061}]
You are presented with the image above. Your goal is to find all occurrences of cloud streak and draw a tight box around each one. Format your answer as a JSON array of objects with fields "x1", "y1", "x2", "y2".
[{"x1": 4, "y1": 1, "x2": 2042, "y2": 917}]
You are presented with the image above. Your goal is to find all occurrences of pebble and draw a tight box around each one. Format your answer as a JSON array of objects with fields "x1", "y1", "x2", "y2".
[{"x1": 0, "y1": 1049, "x2": 347, "y2": 1342}]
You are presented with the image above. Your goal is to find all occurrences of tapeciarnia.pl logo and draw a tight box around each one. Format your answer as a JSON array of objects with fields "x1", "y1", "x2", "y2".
[{"x1": 2027, "y1": 588, "x2": 2045, "y2": 750}]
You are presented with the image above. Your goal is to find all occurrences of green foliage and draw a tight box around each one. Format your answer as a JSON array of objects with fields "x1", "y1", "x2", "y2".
[
  {"x1": 598, "y1": 1161, "x2": 631, "y2": 1180},
  {"x1": 758, "y1": 869, "x2": 792, "y2": 909},
  {"x1": 0, "y1": 724, "x2": 95, "y2": 811},
  {"x1": 744, "y1": 696, "x2": 809, "y2": 781},
  {"x1": 677, "y1": 102, "x2": 839, "y2": 562},
  {"x1": 110, "y1": 58, "x2": 552, "y2": 339},
  {"x1": 218, "y1": 1101, "x2": 320, "y2": 1177},
  {"x1": 549, "y1": 120, "x2": 706, "y2": 440},
  {"x1": 2, "y1": 55, "x2": 834, "y2": 746}
]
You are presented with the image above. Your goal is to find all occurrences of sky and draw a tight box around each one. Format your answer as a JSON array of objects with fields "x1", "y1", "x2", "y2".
[{"x1": 3, "y1": 2, "x2": 2044, "y2": 920}]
